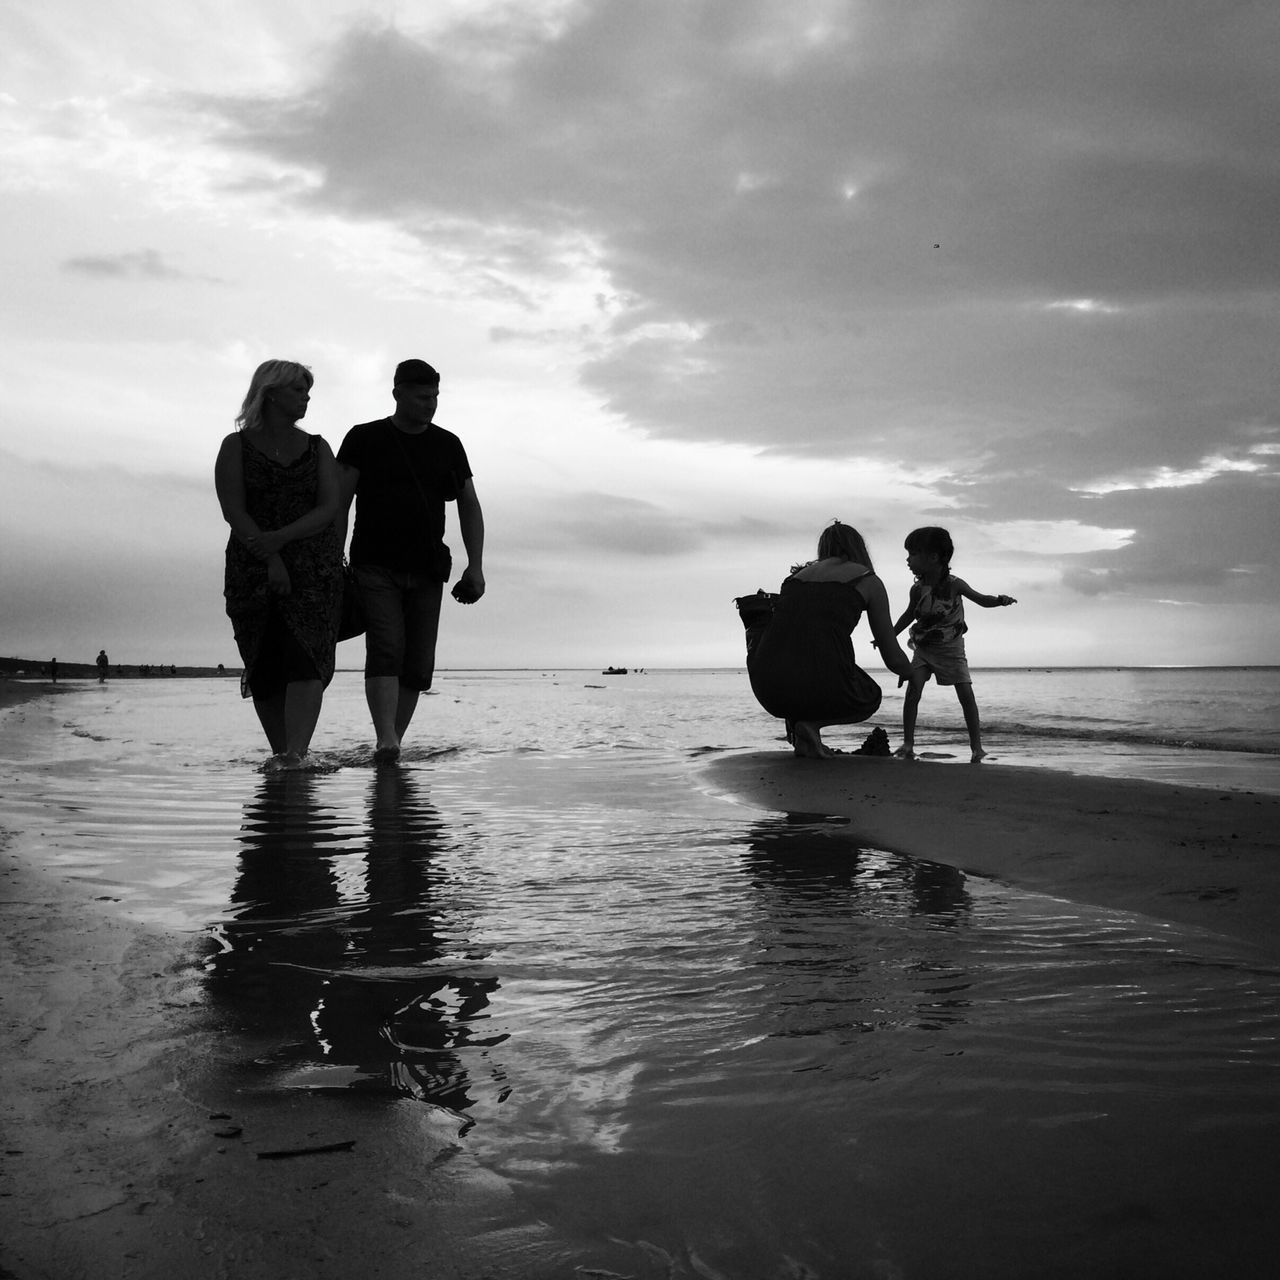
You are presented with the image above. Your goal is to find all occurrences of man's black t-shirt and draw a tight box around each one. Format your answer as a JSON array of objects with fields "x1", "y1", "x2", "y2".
[{"x1": 337, "y1": 418, "x2": 472, "y2": 576}]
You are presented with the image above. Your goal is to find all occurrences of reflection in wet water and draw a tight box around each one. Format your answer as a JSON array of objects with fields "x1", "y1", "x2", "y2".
[
  {"x1": 205, "y1": 769, "x2": 508, "y2": 1125},
  {"x1": 14, "y1": 699, "x2": 1280, "y2": 1277},
  {"x1": 743, "y1": 810, "x2": 971, "y2": 919},
  {"x1": 742, "y1": 812, "x2": 974, "y2": 1039}
]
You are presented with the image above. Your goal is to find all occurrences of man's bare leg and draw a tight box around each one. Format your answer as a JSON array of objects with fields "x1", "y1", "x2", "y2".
[
  {"x1": 366, "y1": 675, "x2": 401, "y2": 755},
  {"x1": 394, "y1": 684, "x2": 420, "y2": 741},
  {"x1": 366, "y1": 676, "x2": 420, "y2": 760}
]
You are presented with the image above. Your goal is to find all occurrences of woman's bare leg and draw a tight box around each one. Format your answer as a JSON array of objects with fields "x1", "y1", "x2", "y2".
[
  {"x1": 792, "y1": 721, "x2": 834, "y2": 758},
  {"x1": 252, "y1": 693, "x2": 287, "y2": 756},
  {"x1": 282, "y1": 678, "x2": 324, "y2": 762}
]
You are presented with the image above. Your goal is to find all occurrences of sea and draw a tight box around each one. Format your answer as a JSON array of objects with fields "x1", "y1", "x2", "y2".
[{"x1": 3, "y1": 666, "x2": 1280, "y2": 1277}]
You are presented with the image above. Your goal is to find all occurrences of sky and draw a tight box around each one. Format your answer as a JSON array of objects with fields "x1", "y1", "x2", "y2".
[{"x1": 2, "y1": 0, "x2": 1278, "y2": 670}]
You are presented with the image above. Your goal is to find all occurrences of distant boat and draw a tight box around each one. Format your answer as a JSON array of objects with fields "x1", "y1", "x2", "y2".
[{"x1": 602, "y1": 666, "x2": 628, "y2": 675}]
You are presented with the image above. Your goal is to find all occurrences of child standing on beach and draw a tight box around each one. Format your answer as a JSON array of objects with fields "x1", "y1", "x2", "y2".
[{"x1": 893, "y1": 527, "x2": 1016, "y2": 763}]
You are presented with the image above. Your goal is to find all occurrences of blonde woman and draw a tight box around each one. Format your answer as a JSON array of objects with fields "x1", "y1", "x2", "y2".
[{"x1": 215, "y1": 360, "x2": 342, "y2": 767}]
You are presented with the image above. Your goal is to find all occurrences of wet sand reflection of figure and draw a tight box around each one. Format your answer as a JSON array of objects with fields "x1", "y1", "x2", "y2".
[
  {"x1": 204, "y1": 769, "x2": 507, "y2": 1124},
  {"x1": 741, "y1": 814, "x2": 973, "y2": 1035}
]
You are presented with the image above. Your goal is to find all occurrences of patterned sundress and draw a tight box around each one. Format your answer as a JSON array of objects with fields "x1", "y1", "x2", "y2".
[{"x1": 223, "y1": 434, "x2": 343, "y2": 697}]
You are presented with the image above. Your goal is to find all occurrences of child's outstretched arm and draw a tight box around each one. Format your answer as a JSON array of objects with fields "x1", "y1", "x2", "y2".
[{"x1": 954, "y1": 577, "x2": 1017, "y2": 609}]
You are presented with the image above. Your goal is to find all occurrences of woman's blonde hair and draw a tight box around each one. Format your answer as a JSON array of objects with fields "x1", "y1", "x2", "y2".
[
  {"x1": 235, "y1": 359, "x2": 313, "y2": 432},
  {"x1": 816, "y1": 519, "x2": 873, "y2": 570}
]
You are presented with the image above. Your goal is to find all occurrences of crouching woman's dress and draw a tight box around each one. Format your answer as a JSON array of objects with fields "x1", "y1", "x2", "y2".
[
  {"x1": 224, "y1": 435, "x2": 343, "y2": 698},
  {"x1": 746, "y1": 572, "x2": 883, "y2": 726}
]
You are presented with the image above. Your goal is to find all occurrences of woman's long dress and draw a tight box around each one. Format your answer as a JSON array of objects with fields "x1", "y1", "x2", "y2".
[
  {"x1": 746, "y1": 575, "x2": 883, "y2": 724},
  {"x1": 223, "y1": 435, "x2": 342, "y2": 697}
]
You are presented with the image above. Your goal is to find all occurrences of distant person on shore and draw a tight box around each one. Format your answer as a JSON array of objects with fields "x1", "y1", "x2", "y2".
[
  {"x1": 337, "y1": 359, "x2": 485, "y2": 765},
  {"x1": 216, "y1": 359, "x2": 344, "y2": 769},
  {"x1": 741, "y1": 520, "x2": 912, "y2": 758},
  {"x1": 892, "y1": 526, "x2": 1016, "y2": 763},
  {"x1": 96, "y1": 650, "x2": 108, "y2": 682},
  {"x1": 50, "y1": 657, "x2": 58, "y2": 683}
]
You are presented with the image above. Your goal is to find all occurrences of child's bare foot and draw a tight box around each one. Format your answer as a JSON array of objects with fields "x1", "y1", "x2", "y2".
[
  {"x1": 970, "y1": 748, "x2": 988, "y2": 764},
  {"x1": 894, "y1": 746, "x2": 916, "y2": 761}
]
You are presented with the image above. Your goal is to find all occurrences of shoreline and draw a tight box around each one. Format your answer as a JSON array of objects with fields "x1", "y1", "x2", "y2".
[{"x1": 704, "y1": 750, "x2": 1280, "y2": 959}]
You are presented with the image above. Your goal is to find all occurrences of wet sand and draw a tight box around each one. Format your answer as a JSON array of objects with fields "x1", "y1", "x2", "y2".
[
  {"x1": 0, "y1": 682, "x2": 491, "y2": 1279},
  {"x1": 0, "y1": 846, "x2": 507, "y2": 1280},
  {"x1": 0, "y1": 678, "x2": 67, "y2": 710},
  {"x1": 4, "y1": 683, "x2": 1280, "y2": 1277},
  {"x1": 705, "y1": 750, "x2": 1280, "y2": 959}
]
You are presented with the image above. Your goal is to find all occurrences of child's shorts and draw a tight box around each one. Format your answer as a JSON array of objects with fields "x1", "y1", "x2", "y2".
[{"x1": 910, "y1": 642, "x2": 971, "y2": 687}]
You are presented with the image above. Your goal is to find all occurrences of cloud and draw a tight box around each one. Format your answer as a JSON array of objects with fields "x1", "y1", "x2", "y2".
[
  {"x1": 530, "y1": 491, "x2": 795, "y2": 557},
  {"x1": 1074, "y1": 452, "x2": 1271, "y2": 495},
  {"x1": 168, "y1": 2, "x2": 1280, "y2": 635},
  {"x1": 189, "y1": 3, "x2": 1280, "y2": 464},
  {"x1": 1057, "y1": 473, "x2": 1280, "y2": 600},
  {"x1": 60, "y1": 248, "x2": 208, "y2": 281}
]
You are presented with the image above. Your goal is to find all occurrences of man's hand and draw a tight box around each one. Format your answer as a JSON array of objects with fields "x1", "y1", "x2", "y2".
[{"x1": 451, "y1": 566, "x2": 485, "y2": 604}]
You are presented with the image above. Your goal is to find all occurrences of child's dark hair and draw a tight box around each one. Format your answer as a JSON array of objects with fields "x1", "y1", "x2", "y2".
[
  {"x1": 905, "y1": 526, "x2": 956, "y2": 597},
  {"x1": 904, "y1": 526, "x2": 954, "y2": 566}
]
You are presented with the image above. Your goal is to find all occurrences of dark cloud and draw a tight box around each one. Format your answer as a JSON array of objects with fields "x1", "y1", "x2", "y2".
[
  {"x1": 520, "y1": 492, "x2": 793, "y2": 558},
  {"x1": 1057, "y1": 474, "x2": 1280, "y2": 600},
  {"x1": 189, "y1": 1, "x2": 1280, "y2": 619},
  {"x1": 60, "y1": 249, "x2": 216, "y2": 283},
  {"x1": 538, "y1": 492, "x2": 705, "y2": 556}
]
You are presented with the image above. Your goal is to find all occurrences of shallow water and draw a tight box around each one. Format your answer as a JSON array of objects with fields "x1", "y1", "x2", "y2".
[{"x1": 4, "y1": 675, "x2": 1280, "y2": 1276}]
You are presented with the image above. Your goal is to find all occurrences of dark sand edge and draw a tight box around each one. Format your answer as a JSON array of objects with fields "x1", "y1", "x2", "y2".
[
  {"x1": 703, "y1": 750, "x2": 1280, "y2": 958},
  {"x1": 0, "y1": 678, "x2": 72, "y2": 711}
]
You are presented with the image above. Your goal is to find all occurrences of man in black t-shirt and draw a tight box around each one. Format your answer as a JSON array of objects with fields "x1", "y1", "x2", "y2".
[{"x1": 337, "y1": 359, "x2": 485, "y2": 763}]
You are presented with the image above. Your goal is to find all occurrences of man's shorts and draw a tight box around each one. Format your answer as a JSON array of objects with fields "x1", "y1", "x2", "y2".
[{"x1": 355, "y1": 565, "x2": 444, "y2": 692}]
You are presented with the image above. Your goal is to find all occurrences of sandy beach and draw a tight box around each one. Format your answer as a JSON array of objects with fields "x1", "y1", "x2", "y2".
[
  {"x1": 4, "y1": 677, "x2": 1280, "y2": 1278},
  {"x1": 0, "y1": 681, "x2": 495, "y2": 1279}
]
